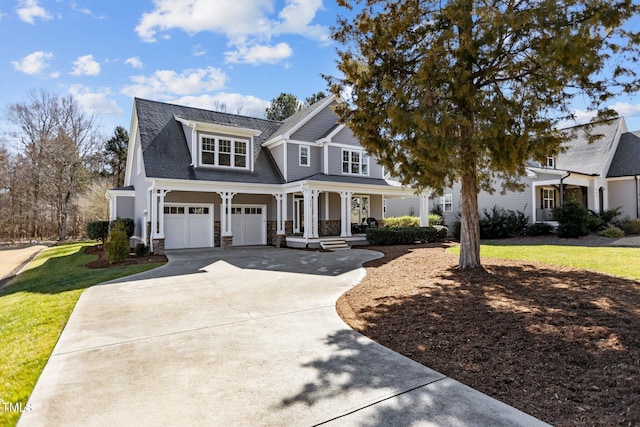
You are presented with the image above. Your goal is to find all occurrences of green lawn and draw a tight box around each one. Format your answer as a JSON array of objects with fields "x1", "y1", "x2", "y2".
[
  {"x1": 0, "y1": 242, "x2": 164, "y2": 427},
  {"x1": 447, "y1": 243, "x2": 640, "y2": 281}
]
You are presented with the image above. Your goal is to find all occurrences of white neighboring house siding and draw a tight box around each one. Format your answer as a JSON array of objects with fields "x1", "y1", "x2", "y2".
[{"x1": 608, "y1": 178, "x2": 639, "y2": 219}]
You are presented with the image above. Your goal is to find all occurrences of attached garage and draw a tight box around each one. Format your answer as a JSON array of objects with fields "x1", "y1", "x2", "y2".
[
  {"x1": 164, "y1": 204, "x2": 214, "y2": 249},
  {"x1": 231, "y1": 204, "x2": 267, "y2": 246}
]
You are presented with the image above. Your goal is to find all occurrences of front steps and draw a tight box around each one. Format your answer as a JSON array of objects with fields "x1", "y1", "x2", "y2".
[{"x1": 320, "y1": 239, "x2": 350, "y2": 251}]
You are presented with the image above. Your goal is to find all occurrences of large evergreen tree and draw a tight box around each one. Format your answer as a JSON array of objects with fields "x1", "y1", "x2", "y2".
[
  {"x1": 329, "y1": 0, "x2": 640, "y2": 268},
  {"x1": 265, "y1": 92, "x2": 302, "y2": 120},
  {"x1": 104, "y1": 126, "x2": 129, "y2": 187}
]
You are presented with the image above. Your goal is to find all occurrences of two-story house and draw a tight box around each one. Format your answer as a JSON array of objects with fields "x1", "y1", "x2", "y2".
[
  {"x1": 107, "y1": 95, "x2": 421, "y2": 253},
  {"x1": 387, "y1": 117, "x2": 640, "y2": 227}
]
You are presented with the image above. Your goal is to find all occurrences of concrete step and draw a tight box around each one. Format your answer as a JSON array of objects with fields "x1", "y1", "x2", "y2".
[{"x1": 320, "y1": 239, "x2": 350, "y2": 251}]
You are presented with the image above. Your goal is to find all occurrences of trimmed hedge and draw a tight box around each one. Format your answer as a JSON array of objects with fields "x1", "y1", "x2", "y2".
[
  {"x1": 86, "y1": 221, "x2": 109, "y2": 244},
  {"x1": 366, "y1": 226, "x2": 448, "y2": 245},
  {"x1": 526, "y1": 222, "x2": 554, "y2": 236},
  {"x1": 112, "y1": 218, "x2": 135, "y2": 238}
]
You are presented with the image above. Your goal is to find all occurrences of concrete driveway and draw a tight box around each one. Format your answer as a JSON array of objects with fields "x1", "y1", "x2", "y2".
[{"x1": 19, "y1": 247, "x2": 548, "y2": 427}]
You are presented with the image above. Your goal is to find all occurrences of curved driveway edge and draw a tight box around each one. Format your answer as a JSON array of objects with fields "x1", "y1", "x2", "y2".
[{"x1": 18, "y1": 247, "x2": 549, "y2": 426}]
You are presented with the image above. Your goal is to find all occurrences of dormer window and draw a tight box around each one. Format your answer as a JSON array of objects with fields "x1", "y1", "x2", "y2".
[
  {"x1": 546, "y1": 157, "x2": 555, "y2": 168},
  {"x1": 200, "y1": 134, "x2": 249, "y2": 169},
  {"x1": 299, "y1": 145, "x2": 309, "y2": 167}
]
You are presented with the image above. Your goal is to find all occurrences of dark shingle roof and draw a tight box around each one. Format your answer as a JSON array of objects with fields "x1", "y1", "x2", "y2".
[
  {"x1": 556, "y1": 118, "x2": 622, "y2": 175},
  {"x1": 292, "y1": 173, "x2": 392, "y2": 187},
  {"x1": 607, "y1": 131, "x2": 640, "y2": 177},
  {"x1": 135, "y1": 98, "x2": 285, "y2": 184}
]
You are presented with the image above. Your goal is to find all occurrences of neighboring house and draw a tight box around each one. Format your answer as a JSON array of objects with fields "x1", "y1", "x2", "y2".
[
  {"x1": 107, "y1": 95, "x2": 422, "y2": 253},
  {"x1": 386, "y1": 117, "x2": 640, "y2": 227}
]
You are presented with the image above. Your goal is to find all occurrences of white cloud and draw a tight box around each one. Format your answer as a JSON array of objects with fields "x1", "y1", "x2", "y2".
[
  {"x1": 71, "y1": 55, "x2": 101, "y2": 76},
  {"x1": 192, "y1": 44, "x2": 206, "y2": 57},
  {"x1": 121, "y1": 67, "x2": 228, "y2": 100},
  {"x1": 12, "y1": 51, "x2": 54, "y2": 75},
  {"x1": 125, "y1": 57, "x2": 144, "y2": 69},
  {"x1": 69, "y1": 85, "x2": 123, "y2": 115},
  {"x1": 174, "y1": 93, "x2": 269, "y2": 118},
  {"x1": 16, "y1": 0, "x2": 52, "y2": 24},
  {"x1": 135, "y1": 0, "x2": 328, "y2": 64},
  {"x1": 50, "y1": 71, "x2": 60, "y2": 79},
  {"x1": 608, "y1": 102, "x2": 640, "y2": 119},
  {"x1": 225, "y1": 42, "x2": 293, "y2": 65}
]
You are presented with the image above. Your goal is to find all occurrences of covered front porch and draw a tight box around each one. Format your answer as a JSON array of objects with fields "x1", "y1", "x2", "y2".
[{"x1": 532, "y1": 173, "x2": 604, "y2": 223}]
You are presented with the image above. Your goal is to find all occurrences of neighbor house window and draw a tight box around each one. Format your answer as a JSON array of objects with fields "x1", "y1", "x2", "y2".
[
  {"x1": 200, "y1": 135, "x2": 249, "y2": 169},
  {"x1": 342, "y1": 149, "x2": 369, "y2": 176},
  {"x1": 546, "y1": 157, "x2": 555, "y2": 168},
  {"x1": 438, "y1": 194, "x2": 453, "y2": 212},
  {"x1": 542, "y1": 188, "x2": 555, "y2": 209},
  {"x1": 299, "y1": 146, "x2": 309, "y2": 167}
]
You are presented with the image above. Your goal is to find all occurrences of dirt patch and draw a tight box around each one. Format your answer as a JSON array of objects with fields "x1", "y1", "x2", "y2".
[
  {"x1": 85, "y1": 245, "x2": 167, "y2": 268},
  {"x1": 337, "y1": 242, "x2": 640, "y2": 426}
]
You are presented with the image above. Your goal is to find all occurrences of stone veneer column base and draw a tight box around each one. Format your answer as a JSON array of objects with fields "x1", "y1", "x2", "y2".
[
  {"x1": 152, "y1": 238, "x2": 165, "y2": 255},
  {"x1": 221, "y1": 235, "x2": 233, "y2": 249},
  {"x1": 274, "y1": 234, "x2": 287, "y2": 248}
]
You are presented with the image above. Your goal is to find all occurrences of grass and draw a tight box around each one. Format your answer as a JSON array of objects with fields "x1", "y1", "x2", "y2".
[
  {"x1": 0, "y1": 242, "x2": 164, "y2": 427},
  {"x1": 447, "y1": 242, "x2": 640, "y2": 281}
]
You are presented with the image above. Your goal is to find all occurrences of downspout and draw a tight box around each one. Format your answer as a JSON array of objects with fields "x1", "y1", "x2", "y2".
[
  {"x1": 634, "y1": 175, "x2": 640, "y2": 218},
  {"x1": 559, "y1": 172, "x2": 571, "y2": 206}
]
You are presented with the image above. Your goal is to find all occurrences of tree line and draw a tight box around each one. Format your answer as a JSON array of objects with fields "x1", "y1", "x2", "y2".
[{"x1": 0, "y1": 91, "x2": 127, "y2": 242}]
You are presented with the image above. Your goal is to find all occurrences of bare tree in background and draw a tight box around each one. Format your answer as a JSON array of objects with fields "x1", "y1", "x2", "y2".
[{"x1": 6, "y1": 90, "x2": 100, "y2": 240}]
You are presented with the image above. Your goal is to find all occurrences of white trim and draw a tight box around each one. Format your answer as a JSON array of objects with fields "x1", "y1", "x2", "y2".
[
  {"x1": 198, "y1": 133, "x2": 250, "y2": 170},
  {"x1": 124, "y1": 105, "x2": 139, "y2": 187},
  {"x1": 341, "y1": 148, "x2": 370, "y2": 177},
  {"x1": 175, "y1": 116, "x2": 262, "y2": 138},
  {"x1": 607, "y1": 175, "x2": 637, "y2": 182}
]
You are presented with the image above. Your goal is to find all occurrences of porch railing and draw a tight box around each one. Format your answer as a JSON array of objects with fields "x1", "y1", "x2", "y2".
[{"x1": 536, "y1": 208, "x2": 556, "y2": 221}]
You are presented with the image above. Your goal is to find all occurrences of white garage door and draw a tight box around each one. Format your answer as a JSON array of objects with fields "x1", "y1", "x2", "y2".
[
  {"x1": 164, "y1": 204, "x2": 213, "y2": 249},
  {"x1": 231, "y1": 205, "x2": 266, "y2": 246}
]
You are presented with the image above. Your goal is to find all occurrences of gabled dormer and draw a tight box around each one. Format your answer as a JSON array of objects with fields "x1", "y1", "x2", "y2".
[{"x1": 175, "y1": 116, "x2": 262, "y2": 172}]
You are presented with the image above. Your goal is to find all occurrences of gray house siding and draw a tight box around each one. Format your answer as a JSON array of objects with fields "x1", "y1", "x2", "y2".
[
  {"x1": 290, "y1": 103, "x2": 339, "y2": 142},
  {"x1": 332, "y1": 126, "x2": 360, "y2": 147},
  {"x1": 608, "y1": 179, "x2": 639, "y2": 219},
  {"x1": 287, "y1": 143, "x2": 322, "y2": 181},
  {"x1": 115, "y1": 197, "x2": 135, "y2": 219},
  {"x1": 270, "y1": 143, "x2": 286, "y2": 179},
  {"x1": 385, "y1": 197, "x2": 420, "y2": 217},
  {"x1": 326, "y1": 145, "x2": 384, "y2": 179}
]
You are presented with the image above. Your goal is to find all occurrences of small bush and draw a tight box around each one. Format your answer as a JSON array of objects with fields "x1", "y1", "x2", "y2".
[
  {"x1": 134, "y1": 243, "x2": 149, "y2": 257},
  {"x1": 86, "y1": 221, "x2": 109, "y2": 244},
  {"x1": 428, "y1": 214, "x2": 444, "y2": 226},
  {"x1": 555, "y1": 199, "x2": 590, "y2": 238},
  {"x1": 452, "y1": 220, "x2": 462, "y2": 241},
  {"x1": 619, "y1": 219, "x2": 640, "y2": 235},
  {"x1": 382, "y1": 215, "x2": 420, "y2": 228},
  {"x1": 526, "y1": 222, "x2": 554, "y2": 236},
  {"x1": 111, "y1": 217, "x2": 135, "y2": 238},
  {"x1": 366, "y1": 226, "x2": 446, "y2": 245},
  {"x1": 104, "y1": 220, "x2": 130, "y2": 264},
  {"x1": 479, "y1": 206, "x2": 529, "y2": 239},
  {"x1": 598, "y1": 226, "x2": 625, "y2": 238}
]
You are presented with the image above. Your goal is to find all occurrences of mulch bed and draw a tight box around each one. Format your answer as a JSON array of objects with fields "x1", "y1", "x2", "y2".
[
  {"x1": 337, "y1": 242, "x2": 640, "y2": 426},
  {"x1": 85, "y1": 245, "x2": 167, "y2": 269}
]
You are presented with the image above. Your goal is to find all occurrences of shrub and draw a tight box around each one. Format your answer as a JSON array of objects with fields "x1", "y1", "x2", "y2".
[
  {"x1": 383, "y1": 215, "x2": 420, "y2": 228},
  {"x1": 104, "y1": 220, "x2": 130, "y2": 263},
  {"x1": 479, "y1": 206, "x2": 529, "y2": 239},
  {"x1": 428, "y1": 214, "x2": 444, "y2": 226},
  {"x1": 555, "y1": 199, "x2": 590, "y2": 238},
  {"x1": 587, "y1": 208, "x2": 621, "y2": 232},
  {"x1": 134, "y1": 243, "x2": 149, "y2": 257},
  {"x1": 619, "y1": 219, "x2": 640, "y2": 235},
  {"x1": 598, "y1": 226, "x2": 625, "y2": 238},
  {"x1": 86, "y1": 221, "x2": 109, "y2": 244},
  {"x1": 111, "y1": 217, "x2": 135, "y2": 238},
  {"x1": 452, "y1": 220, "x2": 462, "y2": 241},
  {"x1": 366, "y1": 226, "x2": 446, "y2": 245},
  {"x1": 526, "y1": 222, "x2": 554, "y2": 236}
]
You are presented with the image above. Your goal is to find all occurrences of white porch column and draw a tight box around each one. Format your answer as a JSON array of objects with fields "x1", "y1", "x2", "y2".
[
  {"x1": 274, "y1": 194, "x2": 286, "y2": 234},
  {"x1": 339, "y1": 191, "x2": 353, "y2": 237},
  {"x1": 157, "y1": 189, "x2": 170, "y2": 238},
  {"x1": 419, "y1": 194, "x2": 430, "y2": 227},
  {"x1": 217, "y1": 192, "x2": 237, "y2": 236},
  {"x1": 108, "y1": 195, "x2": 117, "y2": 221},
  {"x1": 311, "y1": 190, "x2": 320, "y2": 238},
  {"x1": 303, "y1": 189, "x2": 311, "y2": 239}
]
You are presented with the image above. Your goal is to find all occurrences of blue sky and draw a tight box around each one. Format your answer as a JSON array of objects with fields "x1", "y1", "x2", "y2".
[{"x1": 2, "y1": 0, "x2": 640, "y2": 140}]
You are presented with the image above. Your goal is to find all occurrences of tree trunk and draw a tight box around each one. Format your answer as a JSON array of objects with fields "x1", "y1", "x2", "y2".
[{"x1": 458, "y1": 169, "x2": 482, "y2": 269}]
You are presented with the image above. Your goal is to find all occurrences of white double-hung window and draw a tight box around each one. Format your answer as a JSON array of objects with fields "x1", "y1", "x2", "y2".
[
  {"x1": 200, "y1": 135, "x2": 249, "y2": 169},
  {"x1": 342, "y1": 149, "x2": 369, "y2": 176},
  {"x1": 299, "y1": 146, "x2": 309, "y2": 166}
]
